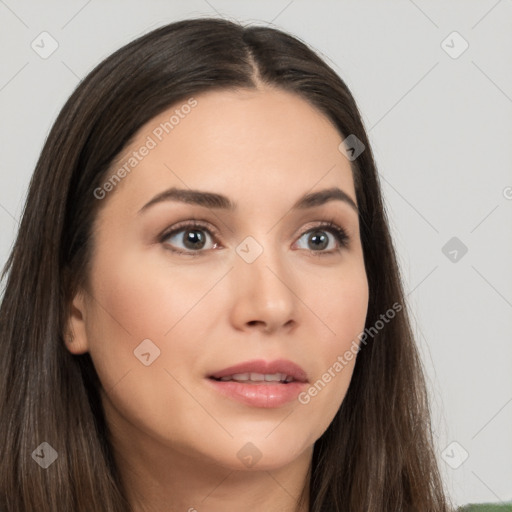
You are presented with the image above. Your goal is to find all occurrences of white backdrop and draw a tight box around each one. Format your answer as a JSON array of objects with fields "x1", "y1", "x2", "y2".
[{"x1": 1, "y1": 0, "x2": 511, "y2": 507}]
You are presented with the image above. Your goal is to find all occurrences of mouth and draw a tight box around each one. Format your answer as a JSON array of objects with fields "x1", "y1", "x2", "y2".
[
  {"x1": 208, "y1": 358, "x2": 308, "y2": 383},
  {"x1": 206, "y1": 359, "x2": 308, "y2": 408},
  {"x1": 210, "y1": 372, "x2": 297, "y2": 384}
]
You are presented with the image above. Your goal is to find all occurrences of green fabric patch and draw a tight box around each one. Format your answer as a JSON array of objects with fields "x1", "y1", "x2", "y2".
[{"x1": 458, "y1": 504, "x2": 512, "y2": 512}]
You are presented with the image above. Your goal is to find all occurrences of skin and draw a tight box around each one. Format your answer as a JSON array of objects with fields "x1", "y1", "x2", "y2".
[{"x1": 65, "y1": 87, "x2": 369, "y2": 512}]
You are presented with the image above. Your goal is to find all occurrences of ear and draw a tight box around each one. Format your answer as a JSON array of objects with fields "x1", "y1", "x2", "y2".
[{"x1": 64, "y1": 288, "x2": 90, "y2": 355}]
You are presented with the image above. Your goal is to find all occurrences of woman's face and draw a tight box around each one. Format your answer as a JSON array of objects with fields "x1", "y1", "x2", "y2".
[{"x1": 66, "y1": 87, "x2": 369, "y2": 471}]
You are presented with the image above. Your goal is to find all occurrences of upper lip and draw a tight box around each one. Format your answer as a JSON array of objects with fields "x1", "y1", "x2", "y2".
[{"x1": 208, "y1": 358, "x2": 308, "y2": 383}]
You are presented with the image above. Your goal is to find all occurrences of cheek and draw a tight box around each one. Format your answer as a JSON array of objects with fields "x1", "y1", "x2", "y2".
[
  {"x1": 84, "y1": 244, "x2": 232, "y2": 394},
  {"x1": 89, "y1": 246, "x2": 218, "y2": 339},
  {"x1": 298, "y1": 264, "x2": 368, "y2": 428},
  {"x1": 84, "y1": 249, "x2": 207, "y2": 387},
  {"x1": 319, "y1": 262, "x2": 369, "y2": 351},
  {"x1": 83, "y1": 251, "x2": 220, "y2": 442}
]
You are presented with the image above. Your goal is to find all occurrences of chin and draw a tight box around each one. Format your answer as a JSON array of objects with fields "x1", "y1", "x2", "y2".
[{"x1": 204, "y1": 436, "x2": 312, "y2": 472}]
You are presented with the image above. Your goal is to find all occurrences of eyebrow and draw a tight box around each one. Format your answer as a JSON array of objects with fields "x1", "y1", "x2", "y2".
[{"x1": 138, "y1": 186, "x2": 358, "y2": 215}]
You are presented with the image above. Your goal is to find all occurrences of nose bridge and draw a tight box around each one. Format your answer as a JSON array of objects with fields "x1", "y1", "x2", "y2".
[
  {"x1": 230, "y1": 232, "x2": 298, "y2": 331},
  {"x1": 237, "y1": 234, "x2": 291, "y2": 299}
]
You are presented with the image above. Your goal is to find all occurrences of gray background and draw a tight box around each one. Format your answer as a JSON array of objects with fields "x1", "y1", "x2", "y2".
[{"x1": 1, "y1": 0, "x2": 511, "y2": 507}]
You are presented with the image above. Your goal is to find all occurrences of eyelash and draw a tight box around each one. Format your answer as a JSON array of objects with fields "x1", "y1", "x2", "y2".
[{"x1": 158, "y1": 218, "x2": 350, "y2": 257}]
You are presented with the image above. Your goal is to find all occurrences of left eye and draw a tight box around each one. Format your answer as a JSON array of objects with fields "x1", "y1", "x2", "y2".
[{"x1": 294, "y1": 226, "x2": 348, "y2": 253}]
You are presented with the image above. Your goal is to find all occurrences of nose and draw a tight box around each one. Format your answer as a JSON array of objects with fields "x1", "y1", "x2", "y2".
[{"x1": 228, "y1": 242, "x2": 299, "y2": 335}]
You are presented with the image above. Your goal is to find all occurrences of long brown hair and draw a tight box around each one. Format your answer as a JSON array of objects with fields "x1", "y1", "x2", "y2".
[{"x1": 0, "y1": 17, "x2": 452, "y2": 511}]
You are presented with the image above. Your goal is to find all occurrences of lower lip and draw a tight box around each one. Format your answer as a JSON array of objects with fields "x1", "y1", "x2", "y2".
[{"x1": 206, "y1": 378, "x2": 307, "y2": 408}]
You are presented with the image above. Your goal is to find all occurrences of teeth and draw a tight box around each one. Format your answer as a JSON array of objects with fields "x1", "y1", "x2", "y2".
[{"x1": 218, "y1": 372, "x2": 292, "y2": 383}]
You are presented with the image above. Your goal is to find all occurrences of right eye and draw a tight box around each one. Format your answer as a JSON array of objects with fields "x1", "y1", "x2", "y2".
[{"x1": 160, "y1": 221, "x2": 221, "y2": 256}]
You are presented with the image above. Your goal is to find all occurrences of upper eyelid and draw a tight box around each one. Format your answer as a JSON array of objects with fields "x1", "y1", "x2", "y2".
[{"x1": 160, "y1": 219, "x2": 220, "y2": 239}]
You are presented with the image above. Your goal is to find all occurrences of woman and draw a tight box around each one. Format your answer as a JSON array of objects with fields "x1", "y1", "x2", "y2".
[{"x1": 0, "y1": 17, "x2": 452, "y2": 511}]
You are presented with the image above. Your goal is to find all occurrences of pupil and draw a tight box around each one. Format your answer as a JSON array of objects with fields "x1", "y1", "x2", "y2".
[
  {"x1": 184, "y1": 230, "x2": 205, "y2": 250},
  {"x1": 310, "y1": 231, "x2": 328, "y2": 250}
]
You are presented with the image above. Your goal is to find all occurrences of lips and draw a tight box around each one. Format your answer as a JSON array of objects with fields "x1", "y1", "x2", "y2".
[
  {"x1": 208, "y1": 358, "x2": 308, "y2": 383},
  {"x1": 207, "y1": 359, "x2": 308, "y2": 408}
]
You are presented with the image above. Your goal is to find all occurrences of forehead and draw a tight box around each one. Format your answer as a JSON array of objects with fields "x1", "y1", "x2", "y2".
[{"x1": 103, "y1": 87, "x2": 356, "y2": 212}]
